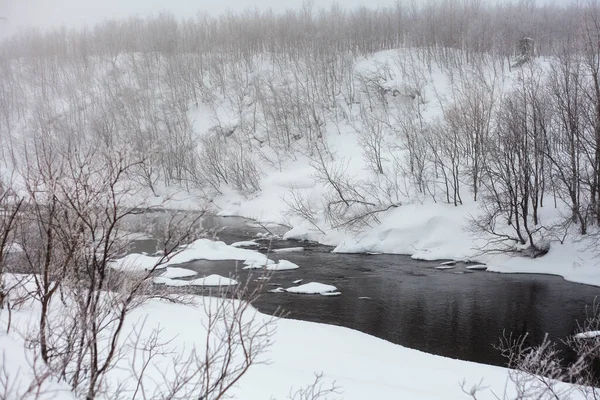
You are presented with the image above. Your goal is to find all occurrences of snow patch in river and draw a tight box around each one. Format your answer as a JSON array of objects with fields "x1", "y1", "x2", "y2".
[
  {"x1": 159, "y1": 267, "x2": 197, "y2": 279},
  {"x1": 266, "y1": 260, "x2": 300, "y2": 271},
  {"x1": 286, "y1": 282, "x2": 337, "y2": 294}
]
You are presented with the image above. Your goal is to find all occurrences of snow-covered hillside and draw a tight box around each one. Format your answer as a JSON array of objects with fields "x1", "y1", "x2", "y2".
[{"x1": 2, "y1": 4, "x2": 600, "y2": 398}]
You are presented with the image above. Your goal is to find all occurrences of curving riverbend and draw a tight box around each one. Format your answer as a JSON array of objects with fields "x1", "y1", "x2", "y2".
[{"x1": 134, "y1": 214, "x2": 600, "y2": 367}]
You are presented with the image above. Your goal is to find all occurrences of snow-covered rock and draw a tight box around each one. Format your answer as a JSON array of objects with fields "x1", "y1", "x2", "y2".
[
  {"x1": 266, "y1": 260, "x2": 300, "y2": 271},
  {"x1": 286, "y1": 282, "x2": 337, "y2": 294}
]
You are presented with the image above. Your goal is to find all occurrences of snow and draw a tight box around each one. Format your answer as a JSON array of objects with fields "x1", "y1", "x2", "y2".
[
  {"x1": 159, "y1": 267, "x2": 198, "y2": 279},
  {"x1": 466, "y1": 265, "x2": 488, "y2": 271},
  {"x1": 441, "y1": 261, "x2": 457, "y2": 266},
  {"x1": 111, "y1": 239, "x2": 274, "y2": 272},
  {"x1": 273, "y1": 247, "x2": 304, "y2": 253},
  {"x1": 574, "y1": 331, "x2": 600, "y2": 339},
  {"x1": 154, "y1": 274, "x2": 238, "y2": 287},
  {"x1": 243, "y1": 258, "x2": 275, "y2": 265},
  {"x1": 244, "y1": 259, "x2": 300, "y2": 271},
  {"x1": 189, "y1": 274, "x2": 239, "y2": 287},
  {"x1": 6, "y1": 243, "x2": 23, "y2": 253},
  {"x1": 331, "y1": 202, "x2": 480, "y2": 261},
  {"x1": 190, "y1": 50, "x2": 600, "y2": 288},
  {"x1": 0, "y1": 334, "x2": 76, "y2": 400},
  {"x1": 231, "y1": 241, "x2": 260, "y2": 247},
  {"x1": 292, "y1": 279, "x2": 303, "y2": 284},
  {"x1": 435, "y1": 266, "x2": 456, "y2": 270},
  {"x1": 321, "y1": 292, "x2": 342, "y2": 297},
  {"x1": 286, "y1": 282, "x2": 338, "y2": 295},
  {"x1": 266, "y1": 260, "x2": 300, "y2": 271},
  {"x1": 268, "y1": 287, "x2": 286, "y2": 293}
]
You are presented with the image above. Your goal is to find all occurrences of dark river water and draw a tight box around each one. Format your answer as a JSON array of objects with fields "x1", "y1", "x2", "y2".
[{"x1": 133, "y1": 214, "x2": 600, "y2": 367}]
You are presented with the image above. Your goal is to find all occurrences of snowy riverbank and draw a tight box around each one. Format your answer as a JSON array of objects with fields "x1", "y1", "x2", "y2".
[{"x1": 0, "y1": 277, "x2": 585, "y2": 400}]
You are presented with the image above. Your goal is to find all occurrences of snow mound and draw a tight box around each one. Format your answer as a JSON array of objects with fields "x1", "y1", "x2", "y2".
[
  {"x1": 292, "y1": 279, "x2": 303, "y2": 284},
  {"x1": 189, "y1": 274, "x2": 238, "y2": 286},
  {"x1": 273, "y1": 247, "x2": 304, "y2": 253},
  {"x1": 266, "y1": 260, "x2": 300, "y2": 271},
  {"x1": 321, "y1": 292, "x2": 341, "y2": 297},
  {"x1": 286, "y1": 282, "x2": 337, "y2": 294},
  {"x1": 466, "y1": 265, "x2": 488, "y2": 271},
  {"x1": 333, "y1": 203, "x2": 479, "y2": 261},
  {"x1": 574, "y1": 331, "x2": 600, "y2": 339},
  {"x1": 268, "y1": 287, "x2": 286, "y2": 293},
  {"x1": 159, "y1": 267, "x2": 198, "y2": 279},
  {"x1": 231, "y1": 241, "x2": 260, "y2": 247}
]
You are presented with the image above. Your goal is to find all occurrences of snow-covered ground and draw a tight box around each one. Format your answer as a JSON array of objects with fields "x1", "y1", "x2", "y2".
[{"x1": 0, "y1": 278, "x2": 587, "y2": 400}]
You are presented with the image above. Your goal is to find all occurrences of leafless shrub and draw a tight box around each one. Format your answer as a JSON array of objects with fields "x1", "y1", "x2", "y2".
[
  {"x1": 197, "y1": 134, "x2": 262, "y2": 195},
  {"x1": 285, "y1": 373, "x2": 341, "y2": 400},
  {"x1": 463, "y1": 301, "x2": 600, "y2": 399},
  {"x1": 283, "y1": 188, "x2": 326, "y2": 235}
]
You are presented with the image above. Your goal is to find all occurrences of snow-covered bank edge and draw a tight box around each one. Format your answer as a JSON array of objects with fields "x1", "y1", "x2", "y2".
[{"x1": 213, "y1": 201, "x2": 600, "y2": 288}]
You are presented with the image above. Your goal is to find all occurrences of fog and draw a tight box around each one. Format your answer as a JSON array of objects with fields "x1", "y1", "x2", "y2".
[{"x1": 0, "y1": 0, "x2": 396, "y2": 39}]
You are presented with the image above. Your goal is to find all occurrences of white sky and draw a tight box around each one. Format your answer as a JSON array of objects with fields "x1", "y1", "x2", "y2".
[{"x1": 0, "y1": 0, "x2": 573, "y2": 40}]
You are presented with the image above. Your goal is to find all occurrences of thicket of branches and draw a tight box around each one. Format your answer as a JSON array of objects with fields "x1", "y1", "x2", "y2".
[{"x1": 0, "y1": 134, "x2": 337, "y2": 398}]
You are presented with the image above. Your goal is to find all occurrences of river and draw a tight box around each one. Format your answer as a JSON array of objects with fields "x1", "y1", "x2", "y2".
[{"x1": 132, "y1": 214, "x2": 600, "y2": 368}]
